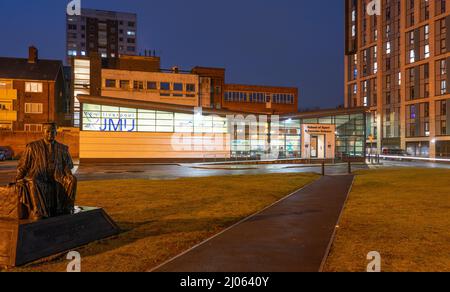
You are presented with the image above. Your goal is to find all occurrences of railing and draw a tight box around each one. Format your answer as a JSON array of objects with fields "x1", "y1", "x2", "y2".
[
  {"x1": 0, "y1": 89, "x2": 17, "y2": 101},
  {"x1": 0, "y1": 110, "x2": 17, "y2": 121}
]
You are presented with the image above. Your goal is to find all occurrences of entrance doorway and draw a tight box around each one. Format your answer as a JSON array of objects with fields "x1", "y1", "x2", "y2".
[
  {"x1": 310, "y1": 135, "x2": 325, "y2": 159},
  {"x1": 301, "y1": 124, "x2": 336, "y2": 159},
  {"x1": 310, "y1": 136, "x2": 318, "y2": 158}
]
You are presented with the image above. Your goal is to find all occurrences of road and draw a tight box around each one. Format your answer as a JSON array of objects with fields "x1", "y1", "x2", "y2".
[
  {"x1": 1, "y1": 159, "x2": 449, "y2": 185},
  {"x1": 1, "y1": 160, "x2": 366, "y2": 185}
]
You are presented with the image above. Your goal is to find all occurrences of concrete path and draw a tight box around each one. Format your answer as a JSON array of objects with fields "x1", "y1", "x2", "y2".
[{"x1": 152, "y1": 175, "x2": 354, "y2": 272}]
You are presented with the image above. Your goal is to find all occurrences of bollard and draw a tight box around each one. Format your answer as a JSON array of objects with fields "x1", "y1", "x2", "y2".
[
  {"x1": 348, "y1": 161, "x2": 352, "y2": 174},
  {"x1": 321, "y1": 162, "x2": 325, "y2": 176}
]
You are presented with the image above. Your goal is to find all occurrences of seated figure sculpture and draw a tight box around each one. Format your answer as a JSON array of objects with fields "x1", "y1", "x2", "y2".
[{"x1": 15, "y1": 122, "x2": 77, "y2": 220}]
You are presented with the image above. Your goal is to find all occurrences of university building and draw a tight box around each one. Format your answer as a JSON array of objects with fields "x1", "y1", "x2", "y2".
[
  {"x1": 0, "y1": 47, "x2": 72, "y2": 132},
  {"x1": 72, "y1": 53, "x2": 366, "y2": 162},
  {"x1": 345, "y1": 0, "x2": 450, "y2": 158}
]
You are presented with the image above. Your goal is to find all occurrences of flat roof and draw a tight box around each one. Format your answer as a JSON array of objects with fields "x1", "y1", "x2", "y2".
[
  {"x1": 78, "y1": 95, "x2": 367, "y2": 119},
  {"x1": 283, "y1": 107, "x2": 368, "y2": 119},
  {"x1": 78, "y1": 95, "x2": 261, "y2": 116},
  {"x1": 225, "y1": 83, "x2": 298, "y2": 92}
]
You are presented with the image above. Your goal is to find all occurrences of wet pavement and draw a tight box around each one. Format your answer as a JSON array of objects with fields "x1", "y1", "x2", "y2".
[
  {"x1": 1, "y1": 159, "x2": 449, "y2": 186},
  {"x1": 0, "y1": 161, "x2": 363, "y2": 185},
  {"x1": 152, "y1": 175, "x2": 355, "y2": 272}
]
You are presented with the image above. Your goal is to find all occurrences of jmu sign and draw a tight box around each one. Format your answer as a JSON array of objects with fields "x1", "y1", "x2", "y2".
[
  {"x1": 100, "y1": 119, "x2": 136, "y2": 132},
  {"x1": 83, "y1": 111, "x2": 137, "y2": 132}
]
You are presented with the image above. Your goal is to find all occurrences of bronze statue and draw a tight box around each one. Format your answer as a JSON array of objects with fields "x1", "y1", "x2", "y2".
[{"x1": 13, "y1": 122, "x2": 77, "y2": 220}]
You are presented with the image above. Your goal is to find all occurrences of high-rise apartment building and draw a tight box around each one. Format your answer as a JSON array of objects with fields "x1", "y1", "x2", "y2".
[
  {"x1": 345, "y1": 0, "x2": 450, "y2": 158},
  {"x1": 66, "y1": 8, "x2": 137, "y2": 63}
]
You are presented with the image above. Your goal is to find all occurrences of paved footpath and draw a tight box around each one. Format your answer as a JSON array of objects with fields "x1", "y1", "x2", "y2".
[{"x1": 152, "y1": 175, "x2": 355, "y2": 272}]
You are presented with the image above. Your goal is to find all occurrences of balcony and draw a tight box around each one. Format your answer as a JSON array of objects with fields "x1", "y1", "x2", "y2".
[
  {"x1": 0, "y1": 89, "x2": 18, "y2": 101},
  {"x1": 0, "y1": 110, "x2": 17, "y2": 121}
]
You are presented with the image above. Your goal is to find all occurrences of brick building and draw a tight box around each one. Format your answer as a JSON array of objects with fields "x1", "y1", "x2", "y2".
[
  {"x1": 0, "y1": 47, "x2": 72, "y2": 132},
  {"x1": 345, "y1": 0, "x2": 450, "y2": 158}
]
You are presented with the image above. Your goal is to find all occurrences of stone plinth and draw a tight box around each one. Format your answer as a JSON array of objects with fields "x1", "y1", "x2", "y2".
[{"x1": 0, "y1": 207, "x2": 119, "y2": 267}]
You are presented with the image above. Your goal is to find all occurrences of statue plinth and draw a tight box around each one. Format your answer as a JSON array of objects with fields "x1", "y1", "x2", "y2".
[{"x1": 0, "y1": 207, "x2": 119, "y2": 267}]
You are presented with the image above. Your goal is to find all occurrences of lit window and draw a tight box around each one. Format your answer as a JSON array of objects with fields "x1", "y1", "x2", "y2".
[
  {"x1": 24, "y1": 124, "x2": 43, "y2": 132},
  {"x1": 25, "y1": 82, "x2": 43, "y2": 93},
  {"x1": 25, "y1": 103, "x2": 43, "y2": 114},
  {"x1": 409, "y1": 50, "x2": 415, "y2": 63},
  {"x1": 424, "y1": 45, "x2": 430, "y2": 58}
]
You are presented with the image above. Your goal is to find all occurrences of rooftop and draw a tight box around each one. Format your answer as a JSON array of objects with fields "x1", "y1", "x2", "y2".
[{"x1": 0, "y1": 57, "x2": 62, "y2": 81}]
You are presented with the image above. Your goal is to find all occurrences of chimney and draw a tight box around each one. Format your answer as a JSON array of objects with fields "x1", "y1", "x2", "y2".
[{"x1": 28, "y1": 46, "x2": 38, "y2": 63}]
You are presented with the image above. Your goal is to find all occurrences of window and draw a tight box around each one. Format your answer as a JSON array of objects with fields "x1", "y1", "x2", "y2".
[
  {"x1": 160, "y1": 82, "x2": 170, "y2": 91},
  {"x1": 105, "y1": 79, "x2": 116, "y2": 88},
  {"x1": 25, "y1": 103, "x2": 43, "y2": 114},
  {"x1": 406, "y1": 103, "x2": 430, "y2": 137},
  {"x1": 186, "y1": 84, "x2": 196, "y2": 92},
  {"x1": 436, "y1": 0, "x2": 447, "y2": 15},
  {"x1": 127, "y1": 31, "x2": 136, "y2": 36},
  {"x1": 147, "y1": 82, "x2": 157, "y2": 90},
  {"x1": 120, "y1": 80, "x2": 130, "y2": 90},
  {"x1": 133, "y1": 81, "x2": 144, "y2": 91},
  {"x1": 24, "y1": 124, "x2": 43, "y2": 132},
  {"x1": 67, "y1": 50, "x2": 77, "y2": 57},
  {"x1": 173, "y1": 83, "x2": 183, "y2": 91},
  {"x1": 441, "y1": 80, "x2": 447, "y2": 95},
  {"x1": 436, "y1": 99, "x2": 449, "y2": 135},
  {"x1": 436, "y1": 59, "x2": 448, "y2": 95},
  {"x1": 25, "y1": 82, "x2": 43, "y2": 93}
]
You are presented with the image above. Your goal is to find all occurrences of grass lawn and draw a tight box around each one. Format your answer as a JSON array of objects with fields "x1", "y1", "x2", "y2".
[
  {"x1": 324, "y1": 168, "x2": 450, "y2": 272},
  {"x1": 9, "y1": 173, "x2": 318, "y2": 272}
]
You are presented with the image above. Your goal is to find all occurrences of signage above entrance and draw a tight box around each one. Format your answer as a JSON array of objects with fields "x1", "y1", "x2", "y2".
[{"x1": 304, "y1": 125, "x2": 335, "y2": 135}]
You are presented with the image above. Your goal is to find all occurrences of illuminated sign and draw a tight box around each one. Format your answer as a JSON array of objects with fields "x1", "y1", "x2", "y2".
[
  {"x1": 82, "y1": 104, "x2": 229, "y2": 134},
  {"x1": 83, "y1": 111, "x2": 137, "y2": 132},
  {"x1": 303, "y1": 124, "x2": 335, "y2": 135}
]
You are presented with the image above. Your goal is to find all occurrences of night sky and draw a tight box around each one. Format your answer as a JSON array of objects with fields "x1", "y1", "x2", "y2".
[{"x1": 0, "y1": 0, "x2": 344, "y2": 110}]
